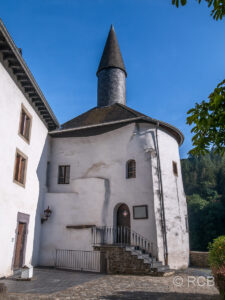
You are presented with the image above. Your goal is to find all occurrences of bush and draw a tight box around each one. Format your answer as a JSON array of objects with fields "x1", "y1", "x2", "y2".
[
  {"x1": 213, "y1": 266, "x2": 225, "y2": 300},
  {"x1": 208, "y1": 236, "x2": 225, "y2": 268},
  {"x1": 208, "y1": 236, "x2": 225, "y2": 299}
]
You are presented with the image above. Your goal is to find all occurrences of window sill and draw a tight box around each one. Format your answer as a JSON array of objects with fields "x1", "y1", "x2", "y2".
[
  {"x1": 13, "y1": 179, "x2": 25, "y2": 188},
  {"x1": 18, "y1": 132, "x2": 30, "y2": 145}
]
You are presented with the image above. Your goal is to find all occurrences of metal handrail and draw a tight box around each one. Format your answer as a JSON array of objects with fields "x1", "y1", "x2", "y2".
[{"x1": 92, "y1": 226, "x2": 155, "y2": 259}]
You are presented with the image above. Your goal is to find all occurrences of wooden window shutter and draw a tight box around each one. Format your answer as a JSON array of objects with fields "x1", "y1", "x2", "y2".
[
  {"x1": 19, "y1": 107, "x2": 32, "y2": 142},
  {"x1": 20, "y1": 158, "x2": 26, "y2": 184},
  {"x1": 24, "y1": 117, "x2": 30, "y2": 140},
  {"x1": 15, "y1": 154, "x2": 21, "y2": 181},
  {"x1": 14, "y1": 150, "x2": 28, "y2": 186},
  {"x1": 20, "y1": 111, "x2": 26, "y2": 136}
]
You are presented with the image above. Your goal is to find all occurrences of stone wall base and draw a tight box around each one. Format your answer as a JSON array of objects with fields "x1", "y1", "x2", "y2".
[
  {"x1": 190, "y1": 251, "x2": 209, "y2": 268},
  {"x1": 94, "y1": 245, "x2": 151, "y2": 275}
]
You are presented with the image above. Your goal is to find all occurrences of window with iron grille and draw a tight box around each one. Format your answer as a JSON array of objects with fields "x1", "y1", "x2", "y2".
[
  {"x1": 19, "y1": 105, "x2": 32, "y2": 142},
  {"x1": 127, "y1": 160, "x2": 136, "y2": 178},
  {"x1": 58, "y1": 165, "x2": 70, "y2": 184},
  {"x1": 14, "y1": 149, "x2": 28, "y2": 187},
  {"x1": 172, "y1": 161, "x2": 178, "y2": 176}
]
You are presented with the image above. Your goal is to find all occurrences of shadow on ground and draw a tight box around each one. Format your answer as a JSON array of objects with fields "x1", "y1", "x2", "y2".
[
  {"x1": 1, "y1": 268, "x2": 103, "y2": 294},
  {"x1": 101, "y1": 291, "x2": 220, "y2": 300}
]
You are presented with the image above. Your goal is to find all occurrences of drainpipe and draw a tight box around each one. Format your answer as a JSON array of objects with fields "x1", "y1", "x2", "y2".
[{"x1": 155, "y1": 122, "x2": 168, "y2": 266}]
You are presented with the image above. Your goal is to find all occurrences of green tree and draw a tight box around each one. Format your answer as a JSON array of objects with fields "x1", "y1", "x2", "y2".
[
  {"x1": 182, "y1": 151, "x2": 225, "y2": 250},
  {"x1": 172, "y1": 0, "x2": 225, "y2": 156},
  {"x1": 187, "y1": 194, "x2": 225, "y2": 250},
  {"x1": 172, "y1": 0, "x2": 225, "y2": 20},
  {"x1": 187, "y1": 81, "x2": 225, "y2": 156}
]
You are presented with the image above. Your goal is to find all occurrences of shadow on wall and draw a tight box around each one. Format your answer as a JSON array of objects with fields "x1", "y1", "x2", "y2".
[
  {"x1": 31, "y1": 136, "x2": 49, "y2": 266},
  {"x1": 100, "y1": 291, "x2": 219, "y2": 300}
]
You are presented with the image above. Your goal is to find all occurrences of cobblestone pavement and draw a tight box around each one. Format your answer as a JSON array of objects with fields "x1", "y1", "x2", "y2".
[
  {"x1": 2, "y1": 268, "x2": 220, "y2": 300},
  {"x1": 2, "y1": 268, "x2": 103, "y2": 294}
]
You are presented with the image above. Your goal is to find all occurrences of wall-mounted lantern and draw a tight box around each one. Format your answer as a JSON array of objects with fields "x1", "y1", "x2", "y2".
[{"x1": 41, "y1": 206, "x2": 52, "y2": 224}]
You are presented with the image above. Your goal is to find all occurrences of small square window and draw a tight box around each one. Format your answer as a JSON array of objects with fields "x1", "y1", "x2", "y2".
[
  {"x1": 13, "y1": 149, "x2": 28, "y2": 187},
  {"x1": 58, "y1": 165, "x2": 70, "y2": 184},
  {"x1": 133, "y1": 205, "x2": 148, "y2": 219},
  {"x1": 172, "y1": 161, "x2": 178, "y2": 176},
  {"x1": 19, "y1": 105, "x2": 32, "y2": 143}
]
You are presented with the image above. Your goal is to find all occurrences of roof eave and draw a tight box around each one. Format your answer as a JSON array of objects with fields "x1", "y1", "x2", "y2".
[
  {"x1": 0, "y1": 19, "x2": 59, "y2": 129},
  {"x1": 50, "y1": 115, "x2": 184, "y2": 145}
]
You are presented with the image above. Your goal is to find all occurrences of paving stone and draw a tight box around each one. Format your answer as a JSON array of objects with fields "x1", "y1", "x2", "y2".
[{"x1": 0, "y1": 267, "x2": 220, "y2": 299}]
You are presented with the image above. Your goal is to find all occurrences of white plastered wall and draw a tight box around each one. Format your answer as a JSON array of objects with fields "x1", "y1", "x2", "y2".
[
  {"x1": 157, "y1": 128, "x2": 189, "y2": 269},
  {"x1": 40, "y1": 123, "x2": 158, "y2": 266},
  {"x1": 40, "y1": 122, "x2": 189, "y2": 269},
  {"x1": 0, "y1": 61, "x2": 49, "y2": 277}
]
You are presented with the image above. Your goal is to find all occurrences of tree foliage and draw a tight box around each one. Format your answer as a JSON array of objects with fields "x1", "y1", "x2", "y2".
[
  {"x1": 208, "y1": 236, "x2": 225, "y2": 268},
  {"x1": 187, "y1": 80, "x2": 225, "y2": 156},
  {"x1": 172, "y1": 0, "x2": 225, "y2": 20},
  {"x1": 172, "y1": 0, "x2": 225, "y2": 155},
  {"x1": 181, "y1": 151, "x2": 225, "y2": 250}
]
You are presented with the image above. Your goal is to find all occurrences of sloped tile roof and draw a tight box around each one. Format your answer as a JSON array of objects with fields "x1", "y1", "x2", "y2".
[{"x1": 61, "y1": 103, "x2": 145, "y2": 130}]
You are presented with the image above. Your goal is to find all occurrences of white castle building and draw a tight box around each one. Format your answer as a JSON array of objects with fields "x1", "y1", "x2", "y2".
[{"x1": 0, "y1": 20, "x2": 189, "y2": 278}]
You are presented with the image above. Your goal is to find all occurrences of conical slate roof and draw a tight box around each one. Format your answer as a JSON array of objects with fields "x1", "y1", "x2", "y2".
[{"x1": 97, "y1": 25, "x2": 127, "y2": 76}]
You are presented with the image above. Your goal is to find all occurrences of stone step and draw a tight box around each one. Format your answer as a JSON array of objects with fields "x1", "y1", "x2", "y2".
[
  {"x1": 123, "y1": 245, "x2": 174, "y2": 276},
  {"x1": 142, "y1": 259, "x2": 163, "y2": 267},
  {"x1": 131, "y1": 250, "x2": 142, "y2": 256},
  {"x1": 125, "y1": 246, "x2": 135, "y2": 251},
  {"x1": 150, "y1": 268, "x2": 175, "y2": 277},
  {"x1": 139, "y1": 255, "x2": 157, "y2": 262},
  {"x1": 151, "y1": 261, "x2": 163, "y2": 267},
  {"x1": 151, "y1": 265, "x2": 170, "y2": 272}
]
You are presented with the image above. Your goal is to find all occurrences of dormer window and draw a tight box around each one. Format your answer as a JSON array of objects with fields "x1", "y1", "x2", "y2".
[
  {"x1": 127, "y1": 160, "x2": 136, "y2": 178},
  {"x1": 19, "y1": 105, "x2": 32, "y2": 143}
]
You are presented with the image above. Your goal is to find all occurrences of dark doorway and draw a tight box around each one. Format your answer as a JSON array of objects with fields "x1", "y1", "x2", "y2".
[
  {"x1": 14, "y1": 222, "x2": 27, "y2": 268},
  {"x1": 116, "y1": 204, "x2": 130, "y2": 244}
]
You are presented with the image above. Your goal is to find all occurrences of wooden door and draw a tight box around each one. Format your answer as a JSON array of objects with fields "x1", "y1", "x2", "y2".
[
  {"x1": 14, "y1": 222, "x2": 26, "y2": 268},
  {"x1": 117, "y1": 204, "x2": 130, "y2": 244}
]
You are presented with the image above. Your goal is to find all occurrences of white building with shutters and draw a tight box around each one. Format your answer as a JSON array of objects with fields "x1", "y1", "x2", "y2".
[{"x1": 0, "y1": 20, "x2": 189, "y2": 278}]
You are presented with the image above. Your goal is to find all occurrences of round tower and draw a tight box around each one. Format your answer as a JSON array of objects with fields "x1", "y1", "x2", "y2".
[{"x1": 97, "y1": 25, "x2": 127, "y2": 107}]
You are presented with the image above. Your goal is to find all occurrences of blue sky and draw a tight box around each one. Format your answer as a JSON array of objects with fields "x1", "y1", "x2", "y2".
[{"x1": 1, "y1": 0, "x2": 224, "y2": 158}]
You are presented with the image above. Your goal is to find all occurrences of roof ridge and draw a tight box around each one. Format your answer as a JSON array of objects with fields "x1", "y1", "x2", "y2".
[{"x1": 116, "y1": 103, "x2": 145, "y2": 117}]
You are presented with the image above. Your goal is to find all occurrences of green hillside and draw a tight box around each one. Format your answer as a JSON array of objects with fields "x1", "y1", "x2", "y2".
[{"x1": 181, "y1": 152, "x2": 225, "y2": 251}]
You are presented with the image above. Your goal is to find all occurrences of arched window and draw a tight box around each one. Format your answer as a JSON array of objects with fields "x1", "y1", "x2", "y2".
[{"x1": 127, "y1": 160, "x2": 136, "y2": 178}]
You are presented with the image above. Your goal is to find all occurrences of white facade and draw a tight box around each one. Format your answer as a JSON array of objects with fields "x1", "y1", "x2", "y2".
[
  {"x1": 0, "y1": 61, "x2": 49, "y2": 277},
  {"x1": 0, "y1": 21, "x2": 189, "y2": 277},
  {"x1": 39, "y1": 123, "x2": 189, "y2": 269}
]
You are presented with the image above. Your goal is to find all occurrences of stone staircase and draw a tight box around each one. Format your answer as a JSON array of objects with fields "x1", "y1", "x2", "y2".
[
  {"x1": 125, "y1": 246, "x2": 174, "y2": 276},
  {"x1": 94, "y1": 245, "x2": 175, "y2": 276},
  {"x1": 92, "y1": 226, "x2": 175, "y2": 276}
]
